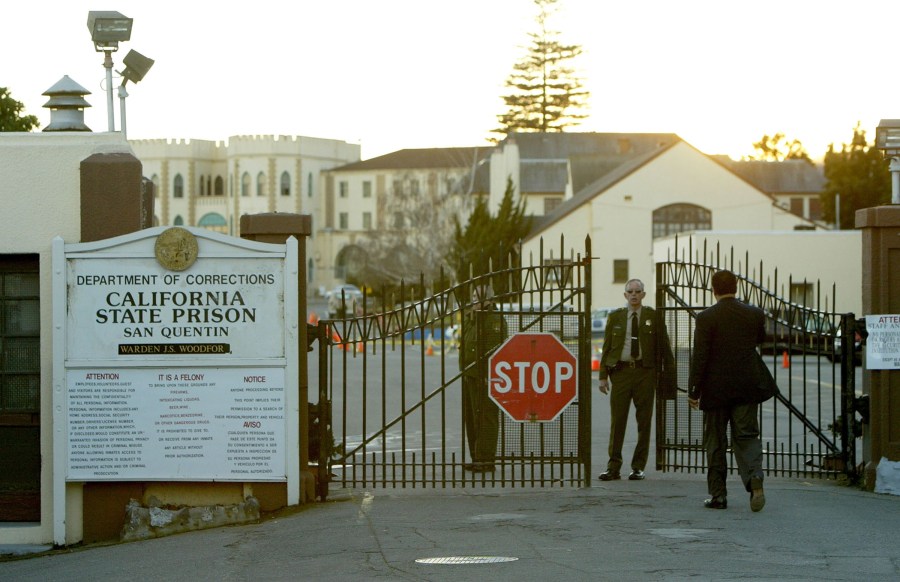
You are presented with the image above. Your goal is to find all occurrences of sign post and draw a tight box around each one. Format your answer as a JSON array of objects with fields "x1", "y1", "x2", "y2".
[{"x1": 488, "y1": 332, "x2": 578, "y2": 422}]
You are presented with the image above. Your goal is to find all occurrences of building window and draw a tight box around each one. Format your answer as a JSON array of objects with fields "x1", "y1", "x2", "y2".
[
  {"x1": 339, "y1": 181, "x2": 349, "y2": 198},
  {"x1": 0, "y1": 256, "x2": 40, "y2": 415},
  {"x1": 257, "y1": 172, "x2": 266, "y2": 197},
  {"x1": 173, "y1": 174, "x2": 184, "y2": 198},
  {"x1": 410, "y1": 179, "x2": 420, "y2": 196},
  {"x1": 652, "y1": 203, "x2": 711, "y2": 238},
  {"x1": 790, "y1": 197, "x2": 804, "y2": 216},
  {"x1": 281, "y1": 172, "x2": 291, "y2": 196},
  {"x1": 308, "y1": 173, "x2": 313, "y2": 198},
  {"x1": 214, "y1": 176, "x2": 224, "y2": 196},
  {"x1": 392, "y1": 212, "x2": 404, "y2": 229},
  {"x1": 362, "y1": 212, "x2": 372, "y2": 230},
  {"x1": 173, "y1": 215, "x2": 184, "y2": 226},
  {"x1": 809, "y1": 197, "x2": 822, "y2": 221},
  {"x1": 362, "y1": 181, "x2": 372, "y2": 198},
  {"x1": 241, "y1": 173, "x2": 250, "y2": 197},
  {"x1": 392, "y1": 180, "x2": 403, "y2": 195},
  {"x1": 198, "y1": 212, "x2": 228, "y2": 234},
  {"x1": 790, "y1": 282, "x2": 814, "y2": 307},
  {"x1": 544, "y1": 197, "x2": 562, "y2": 214},
  {"x1": 613, "y1": 259, "x2": 629, "y2": 283},
  {"x1": 339, "y1": 212, "x2": 349, "y2": 230},
  {"x1": 199, "y1": 175, "x2": 206, "y2": 196}
]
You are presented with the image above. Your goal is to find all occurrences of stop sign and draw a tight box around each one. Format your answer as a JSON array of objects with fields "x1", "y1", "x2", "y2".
[{"x1": 489, "y1": 332, "x2": 578, "y2": 422}]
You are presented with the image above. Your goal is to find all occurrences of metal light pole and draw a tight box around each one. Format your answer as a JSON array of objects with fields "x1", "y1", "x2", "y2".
[
  {"x1": 875, "y1": 119, "x2": 900, "y2": 204},
  {"x1": 87, "y1": 11, "x2": 133, "y2": 132},
  {"x1": 117, "y1": 49, "x2": 155, "y2": 139}
]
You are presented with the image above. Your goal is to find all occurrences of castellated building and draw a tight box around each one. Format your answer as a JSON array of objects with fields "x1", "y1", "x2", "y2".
[{"x1": 130, "y1": 135, "x2": 361, "y2": 236}]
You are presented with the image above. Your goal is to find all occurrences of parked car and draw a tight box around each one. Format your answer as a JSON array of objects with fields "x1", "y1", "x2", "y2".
[
  {"x1": 760, "y1": 307, "x2": 837, "y2": 357},
  {"x1": 591, "y1": 307, "x2": 616, "y2": 340},
  {"x1": 326, "y1": 284, "x2": 364, "y2": 318},
  {"x1": 827, "y1": 328, "x2": 863, "y2": 366}
]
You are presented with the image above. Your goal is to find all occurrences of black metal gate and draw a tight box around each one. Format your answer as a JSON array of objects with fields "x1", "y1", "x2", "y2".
[
  {"x1": 655, "y1": 240, "x2": 863, "y2": 481},
  {"x1": 314, "y1": 237, "x2": 593, "y2": 498}
]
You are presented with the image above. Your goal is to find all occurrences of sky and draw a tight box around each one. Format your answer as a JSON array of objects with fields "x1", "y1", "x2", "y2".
[{"x1": 4, "y1": 0, "x2": 899, "y2": 161}]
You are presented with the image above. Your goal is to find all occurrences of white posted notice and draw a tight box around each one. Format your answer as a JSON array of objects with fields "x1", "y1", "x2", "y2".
[
  {"x1": 67, "y1": 367, "x2": 286, "y2": 481},
  {"x1": 865, "y1": 314, "x2": 900, "y2": 370}
]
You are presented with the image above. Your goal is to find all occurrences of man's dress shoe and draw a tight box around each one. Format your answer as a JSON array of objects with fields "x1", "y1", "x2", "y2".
[{"x1": 704, "y1": 497, "x2": 727, "y2": 509}]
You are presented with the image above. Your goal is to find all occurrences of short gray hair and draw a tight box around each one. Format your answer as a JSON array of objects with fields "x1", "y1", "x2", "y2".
[{"x1": 624, "y1": 279, "x2": 644, "y2": 292}]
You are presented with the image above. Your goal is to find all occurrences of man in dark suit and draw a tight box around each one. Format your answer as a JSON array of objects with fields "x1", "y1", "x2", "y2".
[
  {"x1": 689, "y1": 270, "x2": 766, "y2": 512},
  {"x1": 598, "y1": 279, "x2": 675, "y2": 481}
]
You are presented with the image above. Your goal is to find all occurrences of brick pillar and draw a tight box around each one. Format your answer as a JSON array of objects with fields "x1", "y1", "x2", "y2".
[
  {"x1": 80, "y1": 152, "x2": 153, "y2": 242},
  {"x1": 855, "y1": 206, "x2": 900, "y2": 490},
  {"x1": 240, "y1": 213, "x2": 314, "y2": 503}
]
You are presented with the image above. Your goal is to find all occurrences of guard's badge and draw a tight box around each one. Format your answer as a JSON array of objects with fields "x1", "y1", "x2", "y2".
[{"x1": 155, "y1": 227, "x2": 198, "y2": 271}]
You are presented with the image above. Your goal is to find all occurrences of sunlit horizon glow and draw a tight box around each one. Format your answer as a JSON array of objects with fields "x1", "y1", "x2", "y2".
[{"x1": 4, "y1": 1, "x2": 896, "y2": 162}]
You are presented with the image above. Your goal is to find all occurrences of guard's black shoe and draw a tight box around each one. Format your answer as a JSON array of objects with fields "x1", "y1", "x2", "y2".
[
  {"x1": 704, "y1": 497, "x2": 727, "y2": 509},
  {"x1": 628, "y1": 469, "x2": 645, "y2": 480},
  {"x1": 597, "y1": 470, "x2": 621, "y2": 481}
]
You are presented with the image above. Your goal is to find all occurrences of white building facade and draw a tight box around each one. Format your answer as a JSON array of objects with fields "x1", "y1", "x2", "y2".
[
  {"x1": 131, "y1": 135, "x2": 360, "y2": 293},
  {"x1": 517, "y1": 138, "x2": 834, "y2": 310}
]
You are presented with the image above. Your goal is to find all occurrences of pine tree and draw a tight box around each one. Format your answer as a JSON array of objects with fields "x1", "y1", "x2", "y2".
[
  {"x1": 493, "y1": 0, "x2": 589, "y2": 140},
  {"x1": 450, "y1": 177, "x2": 531, "y2": 294}
]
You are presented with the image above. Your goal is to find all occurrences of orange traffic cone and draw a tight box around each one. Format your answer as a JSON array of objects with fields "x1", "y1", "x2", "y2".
[
  {"x1": 308, "y1": 311, "x2": 319, "y2": 325},
  {"x1": 591, "y1": 355, "x2": 600, "y2": 371},
  {"x1": 426, "y1": 344, "x2": 435, "y2": 356},
  {"x1": 782, "y1": 350, "x2": 790, "y2": 368}
]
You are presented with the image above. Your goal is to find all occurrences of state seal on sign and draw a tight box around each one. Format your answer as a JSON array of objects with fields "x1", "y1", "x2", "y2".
[{"x1": 155, "y1": 227, "x2": 198, "y2": 271}]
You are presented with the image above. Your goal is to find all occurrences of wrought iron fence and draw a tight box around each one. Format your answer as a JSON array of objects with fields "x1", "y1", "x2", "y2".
[
  {"x1": 314, "y1": 237, "x2": 593, "y2": 498},
  {"x1": 656, "y1": 238, "x2": 862, "y2": 481}
]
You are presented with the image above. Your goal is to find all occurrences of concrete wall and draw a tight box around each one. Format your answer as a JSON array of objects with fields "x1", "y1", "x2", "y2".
[{"x1": 0, "y1": 131, "x2": 132, "y2": 545}]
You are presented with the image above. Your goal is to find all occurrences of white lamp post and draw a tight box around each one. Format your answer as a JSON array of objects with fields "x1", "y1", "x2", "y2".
[
  {"x1": 875, "y1": 119, "x2": 900, "y2": 205},
  {"x1": 87, "y1": 10, "x2": 133, "y2": 132},
  {"x1": 118, "y1": 49, "x2": 155, "y2": 138}
]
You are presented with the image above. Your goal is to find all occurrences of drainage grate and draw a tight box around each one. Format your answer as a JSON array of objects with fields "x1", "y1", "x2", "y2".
[{"x1": 416, "y1": 556, "x2": 519, "y2": 565}]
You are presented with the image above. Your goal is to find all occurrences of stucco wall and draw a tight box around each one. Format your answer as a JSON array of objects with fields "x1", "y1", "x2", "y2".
[
  {"x1": 522, "y1": 142, "x2": 830, "y2": 311},
  {"x1": 654, "y1": 230, "x2": 862, "y2": 315}
]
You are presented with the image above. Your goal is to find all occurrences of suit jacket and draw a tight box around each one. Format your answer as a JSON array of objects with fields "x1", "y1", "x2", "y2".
[
  {"x1": 688, "y1": 297, "x2": 766, "y2": 410},
  {"x1": 599, "y1": 306, "x2": 676, "y2": 388}
]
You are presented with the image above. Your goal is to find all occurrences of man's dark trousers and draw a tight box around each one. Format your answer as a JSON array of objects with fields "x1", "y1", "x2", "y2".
[
  {"x1": 703, "y1": 402, "x2": 764, "y2": 499},
  {"x1": 607, "y1": 365, "x2": 654, "y2": 473}
]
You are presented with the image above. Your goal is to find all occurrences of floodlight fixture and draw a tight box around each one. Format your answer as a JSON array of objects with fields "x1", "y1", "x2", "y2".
[
  {"x1": 118, "y1": 49, "x2": 155, "y2": 138},
  {"x1": 121, "y1": 49, "x2": 155, "y2": 85},
  {"x1": 87, "y1": 11, "x2": 133, "y2": 51}
]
